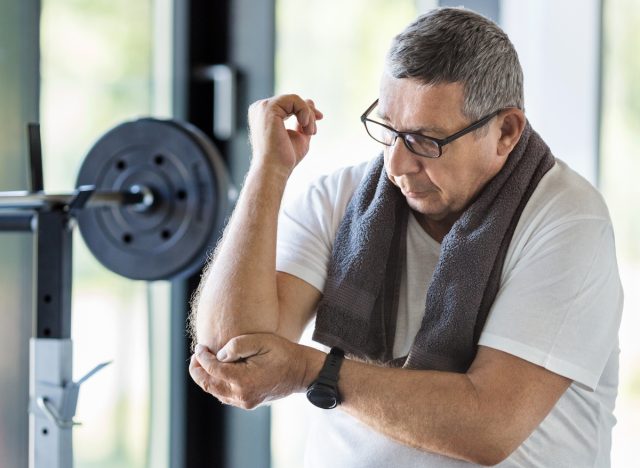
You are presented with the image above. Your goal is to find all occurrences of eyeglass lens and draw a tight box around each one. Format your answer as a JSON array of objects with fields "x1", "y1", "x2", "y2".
[{"x1": 365, "y1": 120, "x2": 440, "y2": 158}]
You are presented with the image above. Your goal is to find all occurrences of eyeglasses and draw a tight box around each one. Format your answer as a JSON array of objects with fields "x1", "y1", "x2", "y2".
[{"x1": 360, "y1": 99, "x2": 502, "y2": 159}]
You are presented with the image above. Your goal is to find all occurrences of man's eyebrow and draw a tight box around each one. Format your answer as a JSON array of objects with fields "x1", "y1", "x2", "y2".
[{"x1": 374, "y1": 109, "x2": 448, "y2": 136}]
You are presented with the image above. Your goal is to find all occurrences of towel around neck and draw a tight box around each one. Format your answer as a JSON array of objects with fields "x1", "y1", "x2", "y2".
[{"x1": 313, "y1": 122, "x2": 556, "y2": 372}]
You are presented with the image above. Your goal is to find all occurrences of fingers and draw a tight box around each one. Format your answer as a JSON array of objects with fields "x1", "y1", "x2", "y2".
[
  {"x1": 307, "y1": 99, "x2": 324, "y2": 119},
  {"x1": 189, "y1": 354, "x2": 232, "y2": 402},
  {"x1": 192, "y1": 343, "x2": 246, "y2": 382},
  {"x1": 194, "y1": 344, "x2": 220, "y2": 373},
  {"x1": 189, "y1": 347, "x2": 261, "y2": 409},
  {"x1": 246, "y1": 94, "x2": 323, "y2": 170},
  {"x1": 254, "y1": 94, "x2": 323, "y2": 135},
  {"x1": 281, "y1": 95, "x2": 321, "y2": 136},
  {"x1": 304, "y1": 99, "x2": 324, "y2": 133},
  {"x1": 216, "y1": 334, "x2": 265, "y2": 363},
  {"x1": 189, "y1": 334, "x2": 302, "y2": 409}
]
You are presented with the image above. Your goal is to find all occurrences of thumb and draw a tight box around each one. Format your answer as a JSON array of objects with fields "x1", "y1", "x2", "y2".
[{"x1": 217, "y1": 334, "x2": 264, "y2": 362}]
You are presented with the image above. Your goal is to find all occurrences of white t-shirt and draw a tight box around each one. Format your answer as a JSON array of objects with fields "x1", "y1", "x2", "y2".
[{"x1": 276, "y1": 158, "x2": 623, "y2": 468}]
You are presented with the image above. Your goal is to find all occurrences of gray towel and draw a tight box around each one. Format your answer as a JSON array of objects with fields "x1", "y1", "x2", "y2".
[{"x1": 313, "y1": 122, "x2": 555, "y2": 372}]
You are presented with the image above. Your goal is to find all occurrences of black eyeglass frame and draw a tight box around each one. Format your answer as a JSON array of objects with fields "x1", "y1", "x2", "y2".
[{"x1": 360, "y1": 99, "x2": 504, "y2": 158}]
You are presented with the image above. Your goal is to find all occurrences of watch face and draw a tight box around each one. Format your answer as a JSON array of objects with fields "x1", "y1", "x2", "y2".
[{"x1": 307, "y1": 385, "x2": 338, "y2": 409}]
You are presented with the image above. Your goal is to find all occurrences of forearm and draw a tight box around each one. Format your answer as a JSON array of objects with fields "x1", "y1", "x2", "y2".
[
  {"x1": 191, "y1": 95, "x2": 322, "y2": 351},
  {"x1": 192, "y1": 333, "x2": 567, "y2": 464},
  {"x1": 340, "y1": 362, "x2": 495, "y2": 464},
  {"x1": 301, "y1": 348, "x2": 511, "y2": 465},
  {"x1": 194, "y1": 164, "x2": 289, "y2": 351}
]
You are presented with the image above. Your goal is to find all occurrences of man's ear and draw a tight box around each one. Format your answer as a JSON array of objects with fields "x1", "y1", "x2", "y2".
[{"x1": 496, "y1": 108, "x2": 526, "y2": 157}]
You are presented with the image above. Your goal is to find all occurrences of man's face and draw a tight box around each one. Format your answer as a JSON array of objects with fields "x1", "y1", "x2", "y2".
[{"x1": 377, "y1": 75, "x2": 506, "y2": 232}]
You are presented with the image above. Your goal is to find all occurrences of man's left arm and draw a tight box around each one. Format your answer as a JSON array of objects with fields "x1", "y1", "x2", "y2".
[{"x1": 190, "y1": 335, "x2": 570, "y2": 466}]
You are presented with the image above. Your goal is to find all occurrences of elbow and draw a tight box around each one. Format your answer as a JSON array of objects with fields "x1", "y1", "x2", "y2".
[
  {"x1": 416, "y1": 433, "x2": 516, "y2": 466},
  {"x1": 469, "y1": 445, "x2": 514, "y2": 467},
  {"x1": 189, "y1": 308, "x2": 215, "y2": 351},
  {"x1": 189, "y1": 299, "x2": 229, "y2": 352},
  {"x1": 411, "y1": 422, "x2": 519, "y2": 466},
  {"x1": 463, "y1": 432, "x2": 521, "y2": 466},
  {"x1": 191, "y1": 301, "x2": 280, "y2": 351}
]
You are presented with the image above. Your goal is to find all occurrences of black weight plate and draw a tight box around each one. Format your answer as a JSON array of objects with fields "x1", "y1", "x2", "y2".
[{"x1": 76, "y1": 118, "x2": 233, "y2": 280}]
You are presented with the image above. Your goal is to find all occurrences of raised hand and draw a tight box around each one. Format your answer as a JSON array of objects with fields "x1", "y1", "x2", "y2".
[{"x1": 248, "y1": 94, "x2": 323, "y2": 176}]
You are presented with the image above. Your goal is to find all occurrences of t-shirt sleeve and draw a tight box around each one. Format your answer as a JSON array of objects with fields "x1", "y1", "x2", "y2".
[
  {"x1": 478, "y1": 217, "x2": 624, "y2": 391},
  {"x1": 276, "y1": 182, "x2": 335, "y2": 292},
  {"x1": 276, "y1": 161, "x2": 369, "y2": 293}
]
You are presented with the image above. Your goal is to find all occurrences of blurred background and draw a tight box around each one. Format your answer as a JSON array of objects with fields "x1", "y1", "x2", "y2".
[{"x1": 0, "y1": 0, "x2": 637, "y2": 467}]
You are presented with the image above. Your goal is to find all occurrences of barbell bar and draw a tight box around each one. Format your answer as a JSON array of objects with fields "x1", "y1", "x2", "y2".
[{"x1": 0, "y1": 187, "x2": 148, "y2": 211}]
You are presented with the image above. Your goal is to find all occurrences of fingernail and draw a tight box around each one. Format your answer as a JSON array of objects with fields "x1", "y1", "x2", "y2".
[
  {"x1": 195, "y1": 344, "x2": 205, "y2": 355},
  {"x1": 217, "y1": 349, "x2": 228, "y2": 362}
]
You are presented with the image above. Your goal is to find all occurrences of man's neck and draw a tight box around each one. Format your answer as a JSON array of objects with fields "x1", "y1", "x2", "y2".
[{"x1": 412, "y1": 210, "x2": 459, "y2": 244}]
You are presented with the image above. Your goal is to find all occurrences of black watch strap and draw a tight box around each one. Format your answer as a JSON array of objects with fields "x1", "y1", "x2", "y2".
[{"x1": 306, "y1": 347, "x2": 345, "y2": 409}]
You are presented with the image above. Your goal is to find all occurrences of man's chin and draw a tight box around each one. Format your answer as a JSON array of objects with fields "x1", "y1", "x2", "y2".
[
  {"x1": 407, "y1": 198, "x2": 459, "y2": 223},
  {"x1": 406, "y1": 198, "x2": 448, "y2": 221}
]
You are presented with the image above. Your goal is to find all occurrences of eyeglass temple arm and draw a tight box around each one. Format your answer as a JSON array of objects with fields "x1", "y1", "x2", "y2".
[
  {"x1": 438, "y1": 110, "x2": 502, "y2": 146},
  {"x1": 360, "y1": 99, "x2": 380, "y2": 122}
]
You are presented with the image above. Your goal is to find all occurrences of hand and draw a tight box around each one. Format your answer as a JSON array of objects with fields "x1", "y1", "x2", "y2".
[
  {"x1": 189, "y1": 333, "x2": 319, "y2": 409},
  {"x1": 248, "y1": 94, "x2": 323, "y2": 176}
]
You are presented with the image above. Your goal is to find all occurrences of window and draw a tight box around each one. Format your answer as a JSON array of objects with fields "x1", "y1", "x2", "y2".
[
  {"x1": 601, "y1": 0, "x2": 640, "y2": 465},
  {"x1": 39, "y1": 1, "x2": 171, "y2": 466},
  {"x1": 0, "y1": 1, "x2": 38, "y2": 467},
  {"x1": 274, "y1": 0, "x2": 426, "y2": 200}
]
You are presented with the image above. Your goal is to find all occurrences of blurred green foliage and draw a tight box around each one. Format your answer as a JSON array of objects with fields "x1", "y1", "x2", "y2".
[{"x1": 41, "y1": 0, "x2": 151, "y2": 192}]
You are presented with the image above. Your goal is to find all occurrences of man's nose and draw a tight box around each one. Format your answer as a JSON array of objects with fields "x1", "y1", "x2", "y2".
[{"x1": 386, "y1": 137, "x2": 421, "y2": 177}]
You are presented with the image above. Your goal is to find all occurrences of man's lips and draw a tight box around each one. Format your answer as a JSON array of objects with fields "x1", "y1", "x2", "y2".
[
  {"x1": 388, "y1": 175, "x2": 437, "y2": 198},
  {"x1": 401, "y1": 187, "x2": 435, "y2": 198}
]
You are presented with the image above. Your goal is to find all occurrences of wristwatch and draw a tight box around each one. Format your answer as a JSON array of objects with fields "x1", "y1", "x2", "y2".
[{"x1": 306, "y1": 347, "x2": 345, "y2": 409}]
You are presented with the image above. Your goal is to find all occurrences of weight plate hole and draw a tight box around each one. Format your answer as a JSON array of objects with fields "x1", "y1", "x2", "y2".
[
  {"x1": 42, "y1": 428, "x2": 48, "y2": 436},
  {"x1": 176, "y1": 189, "x2": 187, "y2": 200},
  {"x1": 116, "y1": 160, "x2": 127, "y2": 171},
  {"x1": 122, "y1": 233, "x2": 133, "y2": 244},
  {"x1": 154, "y1": 154, "x2": 165, "y2": 166},
  {"x1": 161, "y1": 229, "x2": 171, "y2": 240}
]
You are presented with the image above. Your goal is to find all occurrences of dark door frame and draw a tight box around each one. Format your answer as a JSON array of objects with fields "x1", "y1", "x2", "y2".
[{"x1": 169, "y1": 1, "x2": 275, "y2": 467}]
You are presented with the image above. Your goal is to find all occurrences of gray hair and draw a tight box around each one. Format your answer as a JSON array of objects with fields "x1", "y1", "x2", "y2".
[{"x1": 386, "y1": 7, "x2": 524, "y2": 120}]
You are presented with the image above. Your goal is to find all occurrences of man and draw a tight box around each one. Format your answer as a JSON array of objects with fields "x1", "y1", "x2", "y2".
[{"x1": 189, "y1": 7, "x2": 623, "y2": 467}]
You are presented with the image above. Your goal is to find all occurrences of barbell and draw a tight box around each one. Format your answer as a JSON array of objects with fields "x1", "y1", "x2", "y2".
[{"x1": 0, "y1": 118, "x2": 235, "y2": 281}]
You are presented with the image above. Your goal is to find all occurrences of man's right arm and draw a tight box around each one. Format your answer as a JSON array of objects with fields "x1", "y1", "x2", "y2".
[{"x1": 191, "y1": 95, "x2": 323, "y2": 353}]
